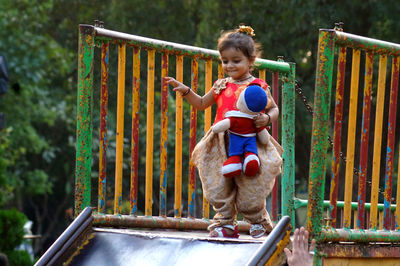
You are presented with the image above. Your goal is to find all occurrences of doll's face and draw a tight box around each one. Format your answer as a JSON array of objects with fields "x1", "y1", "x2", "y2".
[
  {"x1": 236, "y1": 86, "x2": 268, "y2": 115},
  {"x1": 236, "y1": 90, "x2": 257, "y2": 115}
]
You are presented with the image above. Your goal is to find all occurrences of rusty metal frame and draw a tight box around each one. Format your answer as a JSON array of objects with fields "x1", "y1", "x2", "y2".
[
  {"x1": 75, "y1": 24, "x2": 296, "y2": 232},
  {"x1": 92, "y1": 213, "x2": 250, "y2": 232},
  {"x1": 307, "y1": 28, "x2": 400, "y2": 247},
  {"x1": 75, "y1": 25, "x2": 95, "y2": 214}
]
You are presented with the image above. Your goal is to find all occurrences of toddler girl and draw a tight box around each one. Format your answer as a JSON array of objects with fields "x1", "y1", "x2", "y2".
[{"x1": 164, "y1": 25, "x2": 282, "y2": 238}]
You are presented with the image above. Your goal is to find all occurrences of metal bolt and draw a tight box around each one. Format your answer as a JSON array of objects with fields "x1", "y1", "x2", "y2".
[
  {"x1": 277, "y1": 56, "x2": 284, "y2": 61},
  {"x1": 334, "y1": 22, "x2": 344, "y2": 31}
]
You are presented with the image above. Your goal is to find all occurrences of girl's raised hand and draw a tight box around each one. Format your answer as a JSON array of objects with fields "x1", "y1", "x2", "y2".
[{"x1": 163, "y1": 77, "x2": 190, "y2": 95}]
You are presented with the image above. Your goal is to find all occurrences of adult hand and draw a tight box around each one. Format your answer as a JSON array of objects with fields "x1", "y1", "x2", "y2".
[{"x1": 284, "y1": 227, "x2": 316, "y2": 266}]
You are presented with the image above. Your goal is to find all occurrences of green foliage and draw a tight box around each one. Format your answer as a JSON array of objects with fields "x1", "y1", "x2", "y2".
[
  {"x1": 0, "y1": 0, "x2": 73, "y2": 204},
  {"x1": 0, "y1": 209, "x2": 27, "y2": 251},
  {"x1": 6, "y1": 250, "x2": 32, "y2": 266}
]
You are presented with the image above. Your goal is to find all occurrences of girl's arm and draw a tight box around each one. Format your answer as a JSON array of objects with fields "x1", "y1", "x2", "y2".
[
  {"x1": 164, "y1": 77, "x2": 215, "y2": 110},
  {"x1": 254, "y1": 91, "x2": 279, "y2": 128}
]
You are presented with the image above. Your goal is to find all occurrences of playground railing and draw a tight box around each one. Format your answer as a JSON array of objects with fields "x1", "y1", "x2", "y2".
[
  {"x1": 307, "y1": 26, "x2": 400, "y2": 243},
  {"x1": 75, "y1": 23, "x2": 296, "y2": 230}
]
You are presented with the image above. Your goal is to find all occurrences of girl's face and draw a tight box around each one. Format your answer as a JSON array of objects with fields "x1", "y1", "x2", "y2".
[{"x1": 220, "y1": 47, "x2": 254, "y2": 80}]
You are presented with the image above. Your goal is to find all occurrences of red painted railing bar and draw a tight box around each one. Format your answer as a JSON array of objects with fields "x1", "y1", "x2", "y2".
[
  {"x1": 329, "y1": 46, "x2": 346, "y2": 227},
  {"x1": 188, "y1": 58, "x2": 198, "y2": 217},
  {"x1": 357, "y1": 52, "x2": 373, "y2": 229},
  {"x1": 271, "y1": 72, "x2": 279, "y2": 221},
  {"x1": 130, "y1": 47, "x2": 141, "y2": 215},
  {"x1": 383, "y1": 56, "x2": 399, "y2": 229},
  {"x1": 98, "y1": 42, "x2": 109, "y2": 213}
]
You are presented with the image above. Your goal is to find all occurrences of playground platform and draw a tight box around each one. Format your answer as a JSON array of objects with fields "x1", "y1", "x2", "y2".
[
  {"x1": 68, "y1": 228, "x2": 267, "y2": 266},
  {"x1": 35, "y1": 208, "x2": 291, "y2": 265}
]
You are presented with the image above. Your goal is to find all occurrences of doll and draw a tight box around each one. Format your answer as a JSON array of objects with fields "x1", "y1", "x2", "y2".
[{"x1": 211, "y1": 83, "x2": 269, "y2": 178}]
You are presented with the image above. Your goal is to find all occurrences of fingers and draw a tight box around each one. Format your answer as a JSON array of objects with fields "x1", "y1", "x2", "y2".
[
  {"x1": 284, "y1": 247, "x2": 292, "y2": 258},
  {"x1": 163, "y1": 77, "x2": 189, "y2": 95},
  {"x1": 299, "y1": 227, "x2": 307, "y2": 251},
  {"x1": 309, "y1": 238, "x2": 316, "y2": 253},
  {"x1": 293, "y1": 228, "x2": 300, "y2": 250},
  {"x1": 163, "y1": 76, "x2": 177, "y2": 86},
  {"x1": 163, "y1": 76, "x2": 182, "y2": 87},
  {"x1": 253, "y1": 113, "x2": 267, "y2": 128}
]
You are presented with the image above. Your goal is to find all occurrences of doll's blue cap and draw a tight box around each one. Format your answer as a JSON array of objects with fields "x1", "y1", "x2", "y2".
[{"x1": 244, "y1": 85, "x2": 268, "y2": 112}]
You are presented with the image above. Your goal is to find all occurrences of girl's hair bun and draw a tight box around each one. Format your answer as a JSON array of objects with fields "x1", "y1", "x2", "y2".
[{"x1": 236, "y1": 25, "x2": 255, "y2": 37}]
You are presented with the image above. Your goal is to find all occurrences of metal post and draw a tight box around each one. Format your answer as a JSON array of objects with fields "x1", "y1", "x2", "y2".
[
  {"x1": 281, "y1": 62, "x2": 296, "y2": 230},
  {"x1": 75, "y1": 25, "x2": 95, "y2": 215},
  {"x1": 307, "y1": 29, "x2": 335, "y2": 238}
]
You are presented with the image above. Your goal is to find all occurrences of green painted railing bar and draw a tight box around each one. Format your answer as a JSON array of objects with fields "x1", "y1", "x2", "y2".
[
  {"x1": 335, "y1": 31, "x2": 400, "y2": 56},
  {"x1": 294, "y1": 198, "x2": 397, "y2": 212},
  {"x1": 307, "y1": 29, "x2": 335, "y2": 240},
  {"x1": 281, "y1": 62, "x2": 296, "y2": 230},
  {"x1": 75, "y1": 25, "x2": 95, "y2": 215},
  {"x1": 320, "y1": 228, "x2": 400, "y2": 243},
  {"x1": 93, "y1": 26, "x2": 291, "y2": 73}
]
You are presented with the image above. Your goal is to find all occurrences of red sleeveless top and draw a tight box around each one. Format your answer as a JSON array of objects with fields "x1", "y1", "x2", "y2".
[{"x1": 212, "y1": 78, "x2": 271, "y2": 124}]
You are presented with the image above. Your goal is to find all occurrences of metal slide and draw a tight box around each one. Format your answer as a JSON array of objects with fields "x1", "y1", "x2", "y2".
[{"x1": 35, "y1": 208, "x2": 291, "y2": 266}]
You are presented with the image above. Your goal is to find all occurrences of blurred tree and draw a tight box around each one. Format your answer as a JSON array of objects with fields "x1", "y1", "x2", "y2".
[
  {"x1": 0, "y1": 209, "x2": 32, "y2": 266},
  {"x1": 1, "y1": 0, "x2": 400, "y2": 259},
  {"x1": 0, "y1": 0, "x2": 75, "y2": 256}
]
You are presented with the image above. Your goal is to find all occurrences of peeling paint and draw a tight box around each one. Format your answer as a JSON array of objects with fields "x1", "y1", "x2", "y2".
[
  {"x1": 188, "y1": 58, "x2": 198, "y2": 218},
  {"x1": 75, "y1": 25, "x2": 95, "y2": 215},
  {"x1": 307, "y1": 29, "x2": 335, "y2": 238},
  {"x1": 329, "y1": 46, "x2": 346, "y2": 227},
  {"x1": 98, "y1": 42, "x2": 109, "y2": 214},
  {"x1": 383, "y1": 56, "x2": 399, "y2": 229},
  {"x1": 160, "y1": 53, "x2": 169, "y2": 217},
  {"x1": 130, "y1": 46, "x2": 141, "y2": 215}
]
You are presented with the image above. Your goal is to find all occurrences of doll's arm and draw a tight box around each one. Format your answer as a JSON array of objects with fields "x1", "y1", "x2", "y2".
[
  {"x1": 257, "y1": 127, "x2": 270, "y2": 144},
  {"x1": 211, "y1": 118, "x2": 230, "y2": 133}
]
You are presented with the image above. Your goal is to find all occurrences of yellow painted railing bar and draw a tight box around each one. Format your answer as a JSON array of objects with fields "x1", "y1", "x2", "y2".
[
  {"x1": 145, "y1": 49, "x2": 156, "y2": 216},
  {"x1": 370, "y1": 55, "x2": 387, "y2": 229},
  {"x1": 159, "y1": 53, "x2": 169, "y2": 217},
  {"x1": 114, "y1": 43, "x2": 126, "y2": 214},
  {"x1": 202, "y1": 59, "x2": 212, "y2": 219},
  {"x1": 204, "y1": 59, "x2": 212, "y2": 133},
  {"x1": 354, "y1": 210, "x2": 358, "y2": 229},
  {"x1": 259, "y1": 69, "x2": 266, "y2": 81},
  {"x1": 174, "y1": 55, "x2": 183, "y2": 218},
  {"x1": 343, "y1": 49, "x2": 360, "y2": 228},
  {"x1": 325, "y1": 209, "x2": 330, "y2": 227},
  {"x1": 379, "y1": 210, "x2": 384, "y2": 230},
  {"x1": 218, "y1": 62, "x2": 224, "y2": 79},
  {"x1": 396, "y1": 145, "x2": 400, "y2": 230}
]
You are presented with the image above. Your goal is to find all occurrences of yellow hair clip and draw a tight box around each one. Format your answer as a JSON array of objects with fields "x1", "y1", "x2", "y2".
[{"x1": 238, "y1": 25, "x2": 255, "y2": 37}]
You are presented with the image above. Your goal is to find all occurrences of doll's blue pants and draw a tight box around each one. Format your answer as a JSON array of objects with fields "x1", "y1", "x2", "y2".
[{"x1": 228, "y1": 133, "x2": 258, "y2": 157}]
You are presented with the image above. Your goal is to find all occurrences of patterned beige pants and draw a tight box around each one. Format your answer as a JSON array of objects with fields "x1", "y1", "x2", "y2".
[{"x1": 192, "y1": 130, "x2": 283, "y2": 231}]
